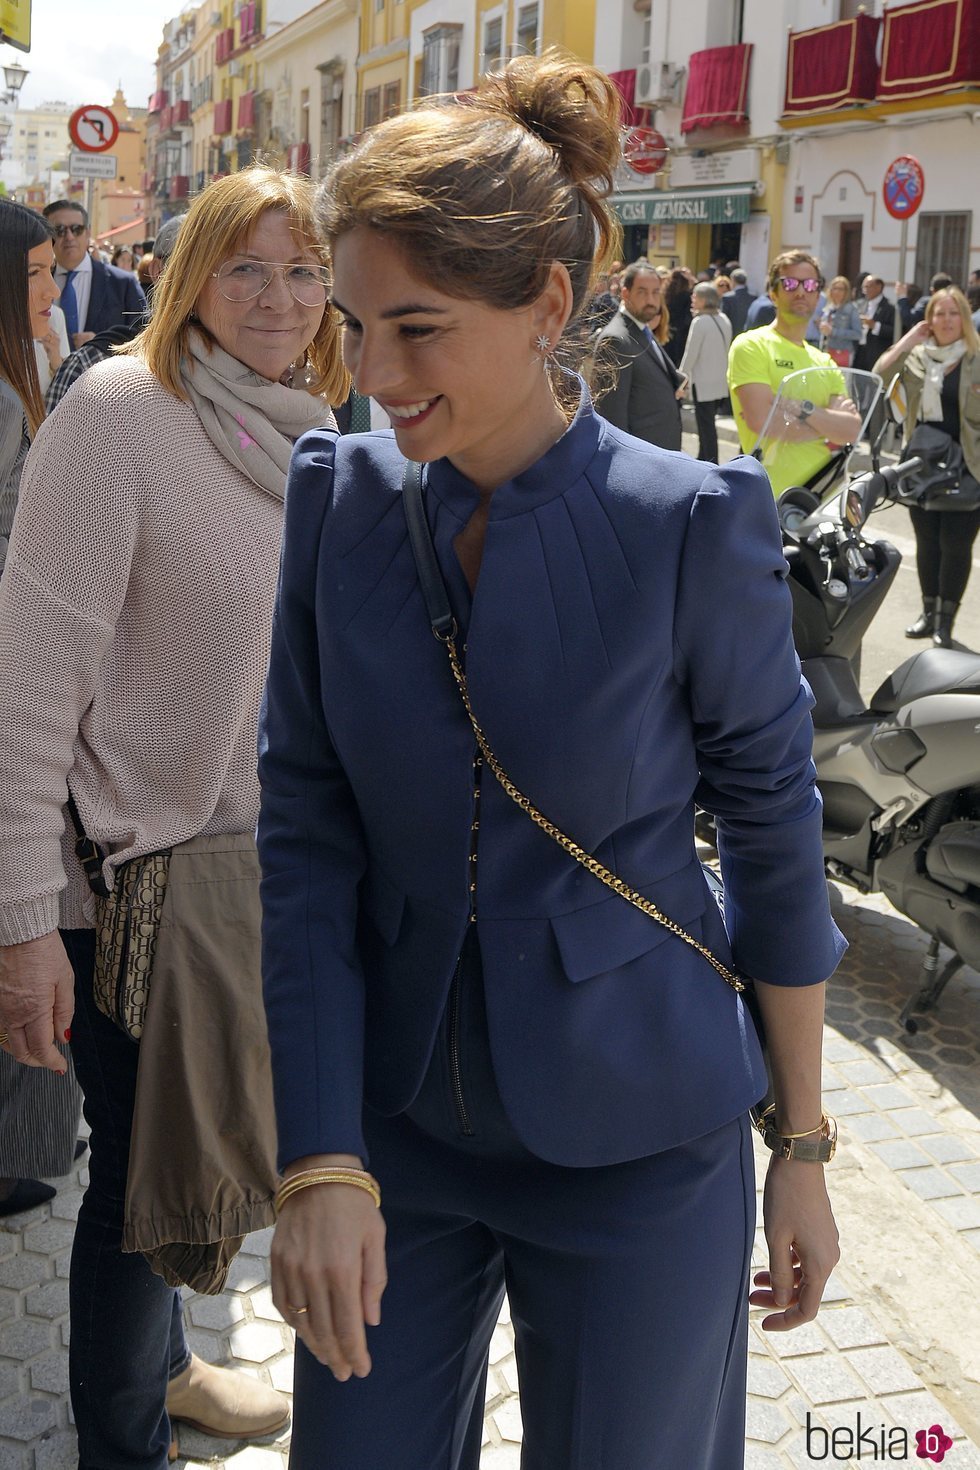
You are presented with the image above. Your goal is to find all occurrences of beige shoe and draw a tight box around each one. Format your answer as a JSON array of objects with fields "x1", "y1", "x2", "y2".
[{"x1": 166, "y1": 1355, "x2": 289, "y2": 1440}]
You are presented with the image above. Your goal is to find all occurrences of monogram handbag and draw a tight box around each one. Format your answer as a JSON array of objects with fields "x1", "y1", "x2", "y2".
[
  {"x1": 400, "y1": 461, "x2": 773, "y2": 1119},
  {"x1": 67, "y1": 793, "x2": 171, "y2": 1041}
]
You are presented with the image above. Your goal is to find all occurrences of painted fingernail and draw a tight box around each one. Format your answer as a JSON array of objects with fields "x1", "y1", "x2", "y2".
[
  {"x1": 57, "y1": 1070, "x2": 67, "y2": 1078},
  {"x1": 64, "y1": 1028, "x2": 72, "y2": 1042}
]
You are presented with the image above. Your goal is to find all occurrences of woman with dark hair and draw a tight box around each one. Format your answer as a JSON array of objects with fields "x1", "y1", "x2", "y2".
[
  {"x1": 111, "y1": 244, "x2": 135, "y2": 273},
  {"x1": 664, "y1": 265, "x2": 694, "y2": 366},
  {"x1": 0, "y1": 198, "x2": 84, "y2": 1217},
  {"x1": 259, "y1": 50, "x2": 844, "y2": 1470},
  {"x1": 0, "y1": 199, "x2": 59, "y2": 571}
]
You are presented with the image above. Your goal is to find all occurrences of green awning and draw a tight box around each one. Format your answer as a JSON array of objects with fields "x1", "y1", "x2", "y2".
[{"x1": 613, "y1": 188, "x2": 753, "y2": 226}]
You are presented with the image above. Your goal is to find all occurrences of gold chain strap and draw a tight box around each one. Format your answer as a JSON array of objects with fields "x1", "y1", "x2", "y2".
[{"x1": 438, "y1": 629, "x2": 745, "y2": 996}]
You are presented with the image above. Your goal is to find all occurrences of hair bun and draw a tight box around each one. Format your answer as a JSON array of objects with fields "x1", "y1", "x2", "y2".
[{"x1": 476, "y1": 50, "x2": 622, "y2": 195}]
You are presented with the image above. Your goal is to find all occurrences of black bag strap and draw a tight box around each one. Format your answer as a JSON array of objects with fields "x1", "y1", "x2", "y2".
[
  {"x1": 65, "y1": 790, "x2": 110, "y2": 899},
  {"x1": 399, "y1": 461, "x2": 746, "y2": 997},
  {"x1": 402, "y1": 460, "x2": 455, "y2": 640}
]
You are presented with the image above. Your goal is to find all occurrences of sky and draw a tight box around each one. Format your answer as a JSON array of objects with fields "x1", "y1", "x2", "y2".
[{"x1": 3, "y1": 0, "x2": 183, "y2": 112}]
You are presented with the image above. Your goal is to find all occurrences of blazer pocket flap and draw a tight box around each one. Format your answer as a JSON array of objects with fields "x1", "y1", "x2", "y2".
[
  {"x1": 360, "y1": 868, "x2": 406, "y2": 946},
  {"x1": 550, "y1": 865, "x2": 709, "y2": 983}
]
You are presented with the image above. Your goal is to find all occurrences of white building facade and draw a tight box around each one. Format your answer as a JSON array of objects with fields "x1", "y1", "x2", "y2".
[{"x1": 595, "y1": 0, "x2": 980, "y2": 296}]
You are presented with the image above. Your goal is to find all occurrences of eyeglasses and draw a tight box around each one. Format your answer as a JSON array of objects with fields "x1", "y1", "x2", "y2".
[
  {"x1": 211, "y1": 259, "x2": 330, "y2": 306},
  {"x1": 51, "y1": 223, "x2": 87, "y2": 239},
  {"x1": 779, "y1": 276, "x2": 823, "y2": 293}
]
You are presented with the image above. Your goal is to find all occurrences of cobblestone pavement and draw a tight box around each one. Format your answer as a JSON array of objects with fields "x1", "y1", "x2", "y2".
[{"x1": 1, "y1": 878, "x2": 979, "y2": 1469}]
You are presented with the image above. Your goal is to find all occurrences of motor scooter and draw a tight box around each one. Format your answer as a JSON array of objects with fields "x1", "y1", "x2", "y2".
[{"x1": 707, "y1": 367, "x2": 980, "y2": 1028}]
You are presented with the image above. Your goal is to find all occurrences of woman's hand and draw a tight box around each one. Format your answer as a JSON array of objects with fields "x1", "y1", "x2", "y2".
[
  {"x1": 752, "y1": 1156, "x2": 840, "y2": 1331},
  {"x1": 38, "y1": 328, "x2": 63, "y2": 372},
  {"x1": 0, "y1": 932, "x2": 73, "y2": 1072},
  {"x1": 271, "y1": 1155, "x2": 387, "y2": 1381}
]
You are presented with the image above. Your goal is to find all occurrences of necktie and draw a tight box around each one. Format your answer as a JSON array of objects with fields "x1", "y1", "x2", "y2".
[
  {"x1": 642, "y1": 326, "x2": 655, "y2": 346},
  {"x1": 60, "y1": 270, "x2": 79, "y2": 340}
]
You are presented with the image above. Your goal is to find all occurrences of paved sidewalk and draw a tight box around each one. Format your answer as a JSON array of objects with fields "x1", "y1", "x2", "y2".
[{"x1": 0, "y1": 880, "x2": 978, "y2": 1468}]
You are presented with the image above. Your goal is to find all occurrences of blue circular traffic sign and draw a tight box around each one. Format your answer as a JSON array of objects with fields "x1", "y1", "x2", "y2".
[{"x1": 883, "y1": 155, "x2": 924, "y2": 221}]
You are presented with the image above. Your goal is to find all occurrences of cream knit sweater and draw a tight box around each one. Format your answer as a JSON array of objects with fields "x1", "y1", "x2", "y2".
[{"x1": 0, "y1": 355, "x2": 331, "y2": 944}]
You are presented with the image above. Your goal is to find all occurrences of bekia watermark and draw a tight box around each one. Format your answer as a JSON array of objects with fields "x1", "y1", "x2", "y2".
[{"x1": 806, "y1": 1411, "x2": 955, "y2": 1461}]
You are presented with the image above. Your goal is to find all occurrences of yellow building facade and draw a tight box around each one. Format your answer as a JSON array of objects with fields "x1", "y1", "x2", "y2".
[{"x1": 357, "y1": 0, "x2": 596, "y2": 135}]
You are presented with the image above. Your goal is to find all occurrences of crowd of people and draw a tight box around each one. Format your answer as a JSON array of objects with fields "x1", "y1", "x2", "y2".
[
  {"x1": 587, "y1": 248, "x2": 980, "y2": 643},
  {"x1": 0, "y1": 46, "x2": 972, "y2": 1469}
]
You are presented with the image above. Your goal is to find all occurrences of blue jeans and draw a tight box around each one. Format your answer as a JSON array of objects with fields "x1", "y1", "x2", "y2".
[{"x1": 63, "y1": 929, "x2": 191, "y2": 1470}]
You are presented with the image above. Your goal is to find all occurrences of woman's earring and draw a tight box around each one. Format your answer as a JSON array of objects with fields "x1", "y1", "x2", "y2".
[{"x1": 534, "y1": 334, "x2": 552, "y2": 370}]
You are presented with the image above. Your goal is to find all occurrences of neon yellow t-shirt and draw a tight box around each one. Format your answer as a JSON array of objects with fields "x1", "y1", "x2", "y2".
[{"x1": 727, "y1": 326, "x2": 845, "y2": 495}]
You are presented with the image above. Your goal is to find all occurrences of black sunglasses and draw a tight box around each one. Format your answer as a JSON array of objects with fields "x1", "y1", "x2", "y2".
[{"x1": 51, "y1": 223, "x2": 87, "y2": 239}]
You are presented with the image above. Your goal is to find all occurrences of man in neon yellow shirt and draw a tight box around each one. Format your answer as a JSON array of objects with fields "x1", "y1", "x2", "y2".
[{"x1": 728, "y1": 250, "x2": 862, "y2": 495}]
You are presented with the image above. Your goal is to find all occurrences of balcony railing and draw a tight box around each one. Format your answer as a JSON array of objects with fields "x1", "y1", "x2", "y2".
[
  {"x1": 680, "y1": 45, "x2": 752, "y2": 134},
  {"x1": 879, "y1": 0, "x2": 980, "y2": 102},
  {"x1": 781, "y1": 0, "x2": 980, "y2": 125},
  {"x1": 213, "y1": 98, "x2": 233, "y2": 136},
  {"x1": 783, "y1": 14, "x2": 880, "y2": 118}
]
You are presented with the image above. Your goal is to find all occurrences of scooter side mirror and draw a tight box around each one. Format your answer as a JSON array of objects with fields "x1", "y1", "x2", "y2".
[{"x1": 841, "y1": 472, "x2": 884, "y2": 531}]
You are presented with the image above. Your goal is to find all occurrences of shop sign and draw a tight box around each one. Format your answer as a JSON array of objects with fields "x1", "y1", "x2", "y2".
[
  {"x1": 615, "y1": 192, "x2": 751, "y2": 226},
  {"x1": 669, "y1": 148, "x2": 760, "y2": 190}
]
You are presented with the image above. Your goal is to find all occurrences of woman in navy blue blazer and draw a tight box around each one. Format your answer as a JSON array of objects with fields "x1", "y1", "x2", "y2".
[{"x1": 258, "y1": 52, "x2": 846, "y2": 1470}]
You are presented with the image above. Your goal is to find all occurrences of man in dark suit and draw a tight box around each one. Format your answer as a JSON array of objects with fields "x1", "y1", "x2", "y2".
[
  {"x1": 852, "y1": 274, "x2": 896, "y2": 371},
  {"x1": 43, "y1": 200, "x2": 147, "y2": 349},
  {"x1": 721, "y1": 268, "x2": 752, "y2": 336},
  {"x1": 593, "y1": 261, "x2": 684, "y2": 450}
]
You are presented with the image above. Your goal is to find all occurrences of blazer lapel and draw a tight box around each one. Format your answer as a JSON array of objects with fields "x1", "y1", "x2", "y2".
[
  {"x1": 626, "y1": 317, "x2": 679, "y2": 388},
  {"x1": 86, "y1": 260, "x2": 106, "y2": 334}
]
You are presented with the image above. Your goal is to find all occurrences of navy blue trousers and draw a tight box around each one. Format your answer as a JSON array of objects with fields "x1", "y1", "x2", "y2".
[
  {"x1": 63, "y1": 929, "x2": 190, "y2": 1470},
  {"x1": 290, "y1": 932, "x2": 755, "y2": 1470}
]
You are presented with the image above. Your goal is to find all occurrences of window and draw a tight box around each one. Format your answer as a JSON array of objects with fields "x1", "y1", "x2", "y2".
[
  {"x1": 382, "y1": 80, "x2": 401, "y2": 118},
  {"x1": 515, "y1": 2, "x2": 538, "y2": 57},
  {"x1": 362, "y1": 87, "x2": 382, "y2": 129},
  {"x1": 840, "y1": 0, "x2": 876, "y2": 16},
  {"x1": 641, "y1": 15, "x2": 651, "y2": 65},
  {"x1": 916, "y1": 212, "x2": 972, "y2": 289},
  {"x1": 482, "y1": 14, "x2": 503, "y2": 74},
  {"x1": 421, "y1": 24, "x2": 461, "y2": 96}
]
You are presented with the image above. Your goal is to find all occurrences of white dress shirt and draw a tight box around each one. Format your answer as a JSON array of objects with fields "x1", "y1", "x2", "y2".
[{"x1": 620, "y1": 303, "x2": 672, "y2": 372}]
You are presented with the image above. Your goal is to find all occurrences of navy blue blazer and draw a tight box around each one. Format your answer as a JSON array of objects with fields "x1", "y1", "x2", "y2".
[
  {"x1": 84, "y1": 258, "x2": 147, "y2": 336},
  {"x1": 258, "y1": 395, "x2": 846, "y2": 1171}
]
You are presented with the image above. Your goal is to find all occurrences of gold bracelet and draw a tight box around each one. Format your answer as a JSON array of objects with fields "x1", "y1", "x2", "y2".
[
  {"x1": 274, "y1": 1167, "x2": 381, "y2": 1217},
  {"x1": 778, "y1": 1114, "x2": 829, "y2": 1139}
]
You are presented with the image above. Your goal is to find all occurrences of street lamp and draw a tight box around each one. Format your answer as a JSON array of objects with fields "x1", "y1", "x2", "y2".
[{"x1": 2, "y1": 61, "x2": 27, "y2": 103}]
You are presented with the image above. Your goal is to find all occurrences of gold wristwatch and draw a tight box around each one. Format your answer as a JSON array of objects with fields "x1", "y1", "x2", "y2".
[{"x1": 755, "y1": 1107, "x2": 838, "y2": 1162}]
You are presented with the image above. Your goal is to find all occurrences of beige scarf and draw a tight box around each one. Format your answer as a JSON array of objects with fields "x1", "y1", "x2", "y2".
[
  {"x1": 179, "y1": 329, "x2": 334, "y2": 500},
  {"x1": 919, "y1": 339, "x2": 967, "y2": 424}
]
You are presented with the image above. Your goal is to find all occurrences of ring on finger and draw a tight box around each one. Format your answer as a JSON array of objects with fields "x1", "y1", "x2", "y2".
[{"x1": 286, "y1": 1302, "x2": 309, "y2": 1315}]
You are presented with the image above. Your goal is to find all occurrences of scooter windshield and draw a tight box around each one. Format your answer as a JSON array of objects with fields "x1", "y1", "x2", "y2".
[{"x1": 752, "y1": 366, "x2": 882, "y2": 499}]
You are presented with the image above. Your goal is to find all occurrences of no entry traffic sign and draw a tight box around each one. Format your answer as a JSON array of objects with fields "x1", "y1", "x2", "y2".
[
  {"x1": 883, "y1": 155, "x2": 924, "y2": 221},
  {"x1": 68, "y1": 106, "x2": 119, "y2": 154}
]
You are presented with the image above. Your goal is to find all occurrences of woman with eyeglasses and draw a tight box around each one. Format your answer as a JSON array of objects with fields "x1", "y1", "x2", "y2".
[
  {"x1": 0, "y1": 197, "x2": 87, "y2": 1222},
  {"x1": 0, "y1": 167, "x2": 348, "y2": 1469}
]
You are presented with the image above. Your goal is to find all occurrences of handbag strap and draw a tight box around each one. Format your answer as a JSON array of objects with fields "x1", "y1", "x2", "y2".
[
  {"x1": 65, "y1": 790, "x2": 111, "y2": 899},
  {"x1": 401, "y1": 461, "x2": 744, "y2": 995}
]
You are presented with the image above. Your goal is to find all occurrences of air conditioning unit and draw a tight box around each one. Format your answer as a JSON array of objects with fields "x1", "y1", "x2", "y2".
[
  {"x1": 634, "y1": 61, "x2": 682, "y2": 108},
  {"x1": 229, "y1": 59, "x2": 243, "y2": 77}
]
